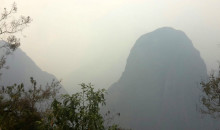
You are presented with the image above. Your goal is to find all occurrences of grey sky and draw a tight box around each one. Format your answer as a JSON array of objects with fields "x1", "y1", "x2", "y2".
[{"x1": 1, "y1": 0, "x2": 220, "y2": 90}]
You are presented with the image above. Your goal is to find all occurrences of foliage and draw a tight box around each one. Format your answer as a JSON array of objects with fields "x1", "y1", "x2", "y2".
[
  {"x1": 0, "y1": 81, "x2": 122, "y2": 130},
  {"x1": 0, "y1": 2, "x2": 31, "y2": 76},
  {"x1": 200, "y1": 66, "x2": 220, "y2": 118},
  {"x1": 38, "y1": 83, "x2": 121, "y2": 130},
  {"x1": 0, "y1": 77, "x2": 61, "y2": 130}
]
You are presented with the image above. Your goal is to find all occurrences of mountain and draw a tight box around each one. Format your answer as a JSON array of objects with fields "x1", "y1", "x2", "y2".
[
  {"x1": 106, "y1": 27, "x2": 219, "y2": 129},
  {"x1": 0, "y1": 42, "x2": 66, "y2": 94}
]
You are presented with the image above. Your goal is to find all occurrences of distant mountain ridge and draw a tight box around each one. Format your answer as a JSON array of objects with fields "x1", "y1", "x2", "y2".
[
  {"x1": 106, "y1": 27, "x2": 219, "y2": 129},
  {"x1": 0, "y1": 42, "x2": 66, "y2": 94}
]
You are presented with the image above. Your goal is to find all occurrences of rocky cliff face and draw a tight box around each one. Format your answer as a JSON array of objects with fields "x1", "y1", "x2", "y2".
[{"x1": 106, "y1": 27, "x2": 218, "y2": 129}]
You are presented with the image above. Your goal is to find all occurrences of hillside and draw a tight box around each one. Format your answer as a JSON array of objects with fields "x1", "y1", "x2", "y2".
[{"x1": 0, "y1": 42, "x2": 66, "y2": 94}]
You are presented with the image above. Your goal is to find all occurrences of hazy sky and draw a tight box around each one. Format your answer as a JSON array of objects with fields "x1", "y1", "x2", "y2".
[{"x1": 1, "y1": 0, "x2": 220, "y2": 90}]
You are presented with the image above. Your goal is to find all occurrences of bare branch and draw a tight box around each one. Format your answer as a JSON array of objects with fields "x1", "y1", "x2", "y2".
[
  {"x1": 0, "y1": 2, "x2": 17, "y2": 22},
  {"x1": 0, "y1": 2, "x2": 32, "y2": 76}
]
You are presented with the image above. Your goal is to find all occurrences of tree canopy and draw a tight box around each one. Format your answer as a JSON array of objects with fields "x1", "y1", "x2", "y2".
[
  {"x1": 200, "y1": 66, "x2": 220, "y2": 118},
  {"x1": 0, "y1": 78, "x2": 60, "y2": 130}
]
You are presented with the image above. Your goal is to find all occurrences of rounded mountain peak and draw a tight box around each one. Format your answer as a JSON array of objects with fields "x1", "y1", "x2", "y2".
[
  {"x1": 106, "y1": 27, "x2": 211, "y2": 129},
  {"x1": 122, "y1": 27, "x2": 203, "y2": 82},
  {"x1": 133, "y1": 27, "x2": 192, "y2": 50}
]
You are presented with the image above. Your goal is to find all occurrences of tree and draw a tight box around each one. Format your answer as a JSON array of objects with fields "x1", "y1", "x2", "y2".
[
  {"x1": 0, "y1": 77, "x2": 61, "y2": 130},
  {"x1": 38, "y1": 83, "x2": 121, "y2": 130},
  {"x1": 0, "y1": 2, "x2": 31, "y2": 76},
  {"x1": 200, "y1": 66, "x2": 220, "y2": 118}
]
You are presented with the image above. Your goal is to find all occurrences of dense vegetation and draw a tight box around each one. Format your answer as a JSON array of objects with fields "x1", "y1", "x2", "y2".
[
  {"x1": 0, "y1": 78, "x2": 60, "y2": 129},
  {"x1": 0, "y1": 79, "x2": 120, "y2": 130}
]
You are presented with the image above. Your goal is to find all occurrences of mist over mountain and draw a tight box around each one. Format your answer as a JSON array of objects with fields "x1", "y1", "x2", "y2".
[
  {"x1": 106, "y1": 27, "x2": 219, "y2": 129},
  {"x1": 0, "y1": 43, "x2": 66, "y2": 94}
]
